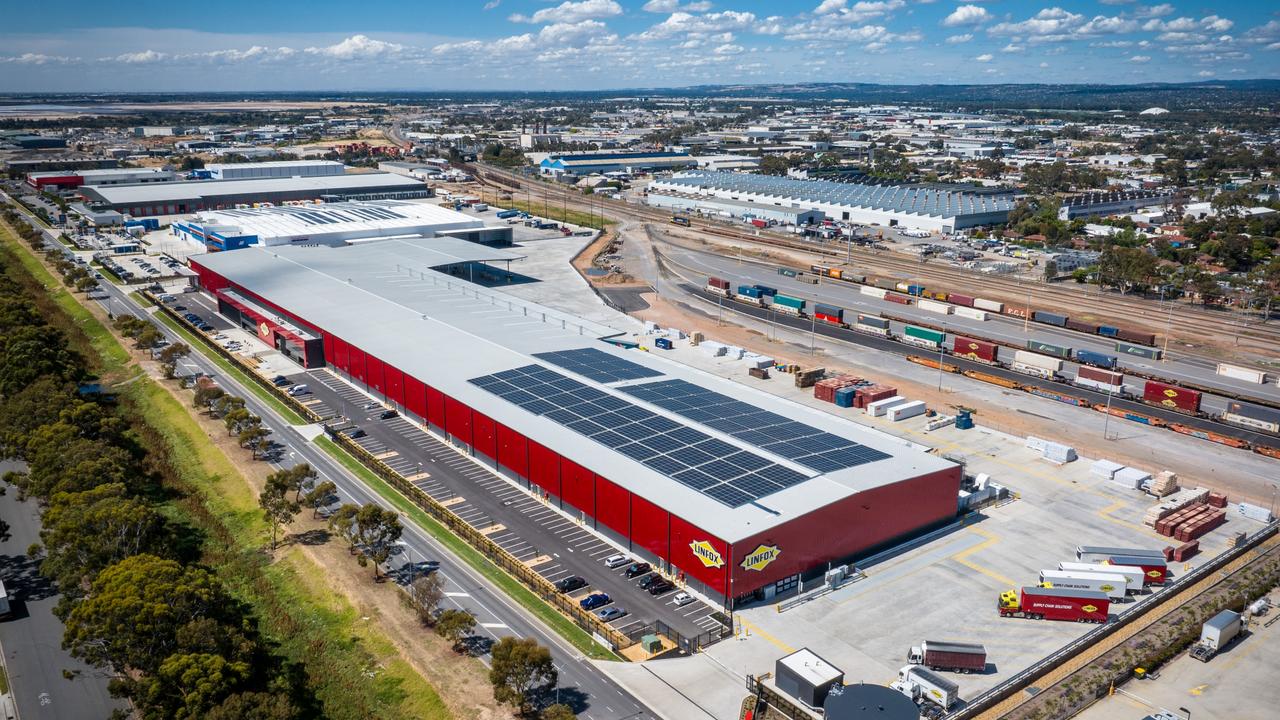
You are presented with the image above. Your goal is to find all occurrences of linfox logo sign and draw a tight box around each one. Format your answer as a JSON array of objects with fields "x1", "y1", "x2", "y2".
[
  {"x1": 689, "y1": 541, "x2": 724, "y2": 568},
  {"x1": 1081, "y1": 604, "x2": 1099, "y2": 613},
  {"x1": 740, "y1": 544, "x2": 781, "y2": 572}
]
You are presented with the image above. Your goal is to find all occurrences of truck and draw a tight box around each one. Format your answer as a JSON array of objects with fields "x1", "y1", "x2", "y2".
[
  {"x1": 1190, "y1": 609, "x2": 1242, "y2": 661},
  {"x1": 997, "y1": 586, "x2": 1109, "y2": 622},
  {"x1": 0, "y1": 578, "x2": 10, "y2": 620},
  {"x1": 893, "y1": 665, "x2": 958, "y2": 710},
  {"x1": 1107, "y1": 555, "x2": 1168, "y2": 585},
  {"x1": 495, "y1": 209, "x2": 521, "y2": 219},
  {"x1": 1038, "y1": 570, "x2": 1128, "y2": 601},
  {"x1": 908, "y1": 641, "x2": 986, "y2": 673},
  {"x1": 1057, "y1": 561, "x2": 1144, "y2": 594}
]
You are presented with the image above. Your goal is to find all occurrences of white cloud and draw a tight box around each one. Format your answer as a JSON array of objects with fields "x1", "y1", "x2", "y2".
[
  {"x1": 1134, "y1": 4, "x2": 1173, "y2": 19},
  {"x1": 643, "y1": 0, "x2": 712, "y2": 12},
  {"x1": 974, "y1": 52, "x2": 993, "y2": 61},
  {"x1": 1197, "y1": 70, "x2": 1212, "y2": 76},
  {"x1": 814, "y1": 0, "x2": 846, "y2": 14},
  {"x1": 511, "y1": 0, "x2": 622, "y2": 25},
  {"x1": 638, "y1": 10, "x2": 758, "y2": 40},
  {"x1": 483, "y1": 0, "x2": 501, "y2": 9},
  {"x1": 1001, "y1": 43, "x2": 1024, "y2": 53},
  {"x1": 0, "y1": 52, "x2": 79, "y2": 64},
  {"x1": 713, "y1": 43, "x2": 744, "y2": 54},
  {"x1": 944, "y1": 33, "x2": 972, "y2": 43},
  {"x1": 1098, "y1": 0, "x2": 1134, "y2": 4},
  {"x1": 942, "y1": 5, "x2": 989, "y2": 28},
  {"x1": 111, "y1": 50, "x2": 167, "y2": 64},
  {"x1": 304, "y1": 34, "x2": 404, "y2": 59},
  {"x1": 1201, "y1": 15, "x2": 1233, "y2": 33},
  {"x1": 1039, "y1": 61, "x2": 1049, "y2": 67},
  {"x1": 1129, "y1": 54, "x2": 1151, "y2": 62}
]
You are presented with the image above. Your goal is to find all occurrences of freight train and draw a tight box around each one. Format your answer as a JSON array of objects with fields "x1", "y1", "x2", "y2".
[{"x1": 702, "y1": 275, "x2": 1280, "y2": 438}]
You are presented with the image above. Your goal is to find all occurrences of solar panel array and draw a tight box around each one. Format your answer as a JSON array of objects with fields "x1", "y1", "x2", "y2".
[
  {"x1": 469, "y1": 365, "x2": 812, "y2": 507},
  {"x1": 216, "y1": 204, "x2": 408, "y2": 226},
  {"x1": 532, "y1": 348, "x2": 664, "y2": 384},
  {"x1": 621, "y1": 379, "x2": 892, "y2": 473}
]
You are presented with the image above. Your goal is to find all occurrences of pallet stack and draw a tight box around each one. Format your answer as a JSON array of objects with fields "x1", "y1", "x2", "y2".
[
  {"x1": 1149, "y1": 471, "x2": 1179, "y2": 497},
  {"x1": 1172, "y1": 540, "x2": 1200, "y2": 561},
  {"x1": 854, "y1": 385, "x2": 897, "y2": 409},
  {"x1": 1143, "y1": 487, "x2": 1211, "y2": 527},
  {"x1": 1207, "y1": 491, "x2": 1228, "y2": 508},
  {"x1": 814, "y1": 375, "x2": 863, "y2": 403},
  {"x1": 1175, "y1": 509, "x2": 1226, "y2": 542}
]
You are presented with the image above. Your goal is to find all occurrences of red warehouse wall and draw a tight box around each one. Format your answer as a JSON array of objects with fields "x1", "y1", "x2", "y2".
[
  {"x1": 426, "y1": 386, "x2": 445, "y2": 430},
  {"x1": 728, "y1": 467, "x2": 960, "y2": 597},
  {"x1": 445, "y1": 397, "x2": 472, "y2": 445},
  {"x1": 560, "y1": 458, "x2": 594, "y2": 516},
  {"x1": 528, "y1": 441, "x2": 561, "y2": 497},
  {"x1": 366, "y1": 355, "x2": 385, "y2": 395},
  {"x1": 403, "y1": 376, "x2": 426, "y2": 420},
  {"x1": 348, "y1": 347, "x2": 366, "y2": 383},
  {"x1": 472, "y1": 412, "x2": 497, "y2": 461},
  {"x1": 669, "y1": 514, "x2": 729, "y2": 596},
  {"x1": 385, "y1": 366, "x2": 404, "y2": 407},
  {"x1": 593, "y1": 475, "x2": 630, "y2": 537},
  {"x1": 496, "y1": 424, "x2": 529, "y2": 479},
  {"x1": 629, "y1": 494, "x2": 670, "y2": 561}
]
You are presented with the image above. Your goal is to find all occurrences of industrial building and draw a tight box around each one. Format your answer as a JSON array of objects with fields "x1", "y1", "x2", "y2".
[
  {"x1": 188, "y1": 240, "x2": 961, "y2": 607},
  {"x1": 173, "y1": 199, "x2": 513, "y2": 251},
  {"x1": 540, "y1": 151, "x2": 694, "y2": 177},
  {"x1": 26, "y1": 167, "x2": 176, "y2": 190},
  {"x1": 206, "y1": 159, "x2": 346, "y2": 180},
  {"x1": 78, "y1": 172, "x2": 431, "y2": 217},
  {"x1": 1056, "y1": 189, "x2": 1176, "y2": 220},
  {"x1": 650, "y1": 171, "x2": 1013, "y2": 232},
  {"x1": 4, "y1": 157, "x2": 120, "y2": 173},
  {"x1": 647, "y1": 192, "x2": 823, "y2": 226}
]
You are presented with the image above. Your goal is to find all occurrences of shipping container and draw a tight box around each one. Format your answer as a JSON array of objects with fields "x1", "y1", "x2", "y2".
[
  {"x1": 907, "y1": 284, "x2": 926, "y2": 296},
  {"x1": 895, "y1": 282, "x2": 910, "y2": 293},
  {"x1": 918, "y1": 298, "x2": 953, "y2": 315},
  {"x1": 707, "y1": 277, "x2": 730, "y2": 296},
  {"x1": 1216, "y1": 363, "x2": 1266, "y2": 384},
  {"x1": 1116, "y1": 328, "x2": 1157, "y2": 346},
  {"x1": 1116, "y1": 341, "x2": 1162, "y2": 360},
  {"x1": 948, "y1": 294, "x2": 976, "y2": 308},
  {"x1": 654, "y1": 337, "x2": 673, "y2": 350},
  {"x1": 875, "y1": 278, "x2": 899, "y2": 291},
  {"x1": 908, "y1": 641, "x2": 987, "y2": 673},
  {"x1": 855, "y1": 314, "x2": 890, "y2": 333},
  {"x1": 1076, "y1": 366, "x2": 1125, "y2": 393},
  {"x1": 1107, "y1": 555, "x2": 1168, "y2": 585},
  {"x1": 1058, "y1": 562, "x2": 1143, "y2": 593},
  {"x1": 738, "y1": 285, "x2": 763, "y2": 299},
  {"x1": 951, "y1": 335, "x2": 998, "y2": 363},
  {"x1": 750, "y1": 218, "x2": 768, "y2": 228},
  {"x1": 771, "y1": 294, "x2": 806, "y2": 315},
  {"x1": 1223, "y1": 402, "x2": 1280, "y2": 433},
  {"x1": 884, "y1": 293, "x2": 912, "y2": 305},
  {"x1": 903, "y1": 325, "x2": 945, "y2": 348},
  {"x1": 1075, "y1": 349, "x2": 1118, "y2": 369},
  {"x1": 974, "y1": 298, "x2": 1004, "y2": 313},
  {"x1": 1097, "y1": 325, "x2": 1120, "y2": 337},
  {"x1": 998, "y1": 586, "x2": 1109, "y2": 622},
  {"x1": 826, "y1": 267, "x2": 842, "y2": 279},
  {"x1": 954, "y1": 306, "x2": 989, "y2": 321},
  {"x1": 1033, "y1": 311, "x2": 1069, "y2": 327},
  {"x1": 753, "y1": 284, "x2": 778, "y2": 297},
  {"x1": 1038, "y1": 570, "x2": 1128, "y2": 601},
  {"x1": 1143, "y1": 380, "x2": 1202, "y2": 414},
  {"x1": 1012, "y1": 350, "x2": 1064, "y2": 373},
  {"x1": 1065, "y1": 318, "x2": 1099, "y2": 334},
  {"x1": 861, "y1": 285, "x2": 888, "y2": 299},
  {"x1": 777, "y1": 267, "x2": 798, "y2": 278},
  {"x1": 1027, "y1": 339, "x2": 1072, "y2": 359},
  {"x1": 813, "y1": 303, "x2": 844, "y2": 325}
]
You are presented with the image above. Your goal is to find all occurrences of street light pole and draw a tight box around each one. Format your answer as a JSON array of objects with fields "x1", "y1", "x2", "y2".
[
  {"x1": 810, "y1": 311, "x2": 817, "y2": 355},
  {"x1": 1162, "y1": 295, "x2": 1174, "y2": 361},
  {"x1": 1023, "y1": 290, "x2": 1031, "y2": 334},
  {"x1": 937, "y1": 322, "x2": 947, "y2": 392},
  {"x1": 1103, "y1": 385, "x2": 1114, "y2": 441}
]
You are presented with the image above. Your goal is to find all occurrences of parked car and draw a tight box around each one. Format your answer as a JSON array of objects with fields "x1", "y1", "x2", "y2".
[
  {"x1": 637, "y1": 573, "x2": 660, "y2": 590},
  {"x1": 345, "y1": 428, "x2": 366, "y2": 439},
  {"x1": 672, "y1": 592, "x2": 695, "y2": 607},
  {"x1": 597, "y1": 607, "x2": 628, "y2": 622},
  {"x1": 579, "y1": 593, "x2": 611, "y2": 611},
  {"x1": 287, "y1": 384, "x2": 310, "y2": 397},
  {"x1": 555, "y1": 576, "x2": 588, "y2": 593},
  {"x1": 378, "y1": 409, "x2": 398, "y2": 420},
  {"x1": 604, "y1": 554, "x2": 630, "y2": 569},
  {"x1": 647, "y1": 578, "x2": 675, "y2": 596},
  {"x1": 272, "y1": 375, "x2": 291, "y2": 386},
  {"x1": 624, "y1": 562, "x2": 651, "y2": 579}
]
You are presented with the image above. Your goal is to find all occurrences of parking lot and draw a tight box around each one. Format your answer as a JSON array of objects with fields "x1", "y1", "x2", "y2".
[{"x1": 297, "y1": 367, "x2": 728, "y2": 642}]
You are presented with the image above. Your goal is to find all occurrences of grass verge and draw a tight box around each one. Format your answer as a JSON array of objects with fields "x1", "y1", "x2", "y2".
[
  {"x1": 152, "y1": 310, "x2": 308, "y2": 425},
  {"x1": 314, "y1": 435, "x2": 621, "y2": 662},
  {"x1": 508, "y1": 199, "x2": 612, "y2": 230},
  {"x1": 0, "y1": 664, "x2": 9, "y2": 694}
]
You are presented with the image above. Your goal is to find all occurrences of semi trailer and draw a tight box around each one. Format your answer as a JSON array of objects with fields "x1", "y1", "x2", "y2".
[
  {"x1": 1057, "y1": 562, "x2": 1144, "y2": 593},
  {"x1": 892, "y1": 665, "x2": 959, "y2": 710},
  {"x1": 1038, "y1": 570, "x2": 1128, "y2": 601},
  {"x1": 1075, "y1": 546, "x2": 1164, "y2": 562},
  {"x1": 907, "y1": 641, "x2": 987, "y2": 673},
  {"x1": 998, "y1": 586, "x2": 1110, "y2": 622},
  {"x1": 1189, "y1": 610, "x2": 1243, "y2": 662}
]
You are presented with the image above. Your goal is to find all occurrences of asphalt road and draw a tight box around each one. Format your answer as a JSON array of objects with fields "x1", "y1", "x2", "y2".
[
  {"x1": 3, "y1": 202, "x2": 656, "y2": 720},
  {"x1": 0, "y1": 461, "x2": 126, "y2": 720}
]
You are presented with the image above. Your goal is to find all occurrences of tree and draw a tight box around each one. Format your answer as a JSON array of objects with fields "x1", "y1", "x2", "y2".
[
  {"x1": 278, "y1": 464, "x2": 317, "y2": 502},
  {"x1": 328, "y1": 504, "x2": 360, "y2": 552},
  {"x1": 541, "y1": 704, "x2": 576, "y2": 720},
  {"x1": 408, "y1": 573, "x2": 445, "y2": 625},
  {"x1": 301, "y1": 480, "x2": 337, "y2": 519},
  {"x1": 758, "y1": 155, "x2": 789, "y2": 176},
  {"x1": 39, "y1": 484, "x2": 167, "y2": 600},
  {"x1": 193, "y1": 385, "x2": 225, "y2": 413},
  {"x1": 352, "y1": 504, "x2": 402, "y2": 580},
  {"x1": 204, "y1": 691, "x2": 299, "y2": 720},
  {"x1": 74, "y1": 276, "x2": 97, "y2": 294},
  {"x1": 238, "y1": 423, "x2": 270, "y2": 458},
  {"x1": 434, "y1": 609, "x2": 476, "y2": 652},
  {"x1": 223, "y1": 408, "x2": 252, "y2": 436},
  {"x1": 157, "y1": 342, "x2": 190, "y2": 378},
  {"x1": 129, "y1": 652, "x2": 252, "y2": 720},
  {"x1": 489, "y1": 636, "x2": 558, "y2": 716},
  {"x1": 259, "y1": 473, "x2": 300, "y2": 552}
]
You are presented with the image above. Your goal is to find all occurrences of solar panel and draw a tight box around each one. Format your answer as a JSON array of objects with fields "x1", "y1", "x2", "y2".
[
  {"x1": 620, "y1": 379, "x2": 891, "y2": 473},
  {"x1": 467, "y1": 365, "x2": 814, "y2": 507},
  {"x1": 532, "y1": 348, "x2": 664, "y2": 384}
]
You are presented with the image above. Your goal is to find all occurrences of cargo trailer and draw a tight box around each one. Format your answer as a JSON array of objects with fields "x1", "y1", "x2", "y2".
[
  {"x1": 1190, "y1": 610, "x2": 1242, "y2": 661},
  {"x1": 903, "y1": 325, "x2": 945, "y2": 350},
  {"x1": 1116, "y1": 341, "x2": 1162, "y2": 361},
  {"x1": 1038, "y1": 570, "x2": 1128, "y2": 601},
  {"x1": 854, "y1": 314, "x2": 890, "y2": 336},
  {"x1": 495, "y1": 209, "x2": 521, "y2": 219},
  {"x1": 706, "y1": 277, "x2": 730, "y2": 296},
  {"x1": 895, "y1": 666, "x2": 958, "y2": 710},
  {"x1": 1216, "y1": 363, "x2": 1265, "y2": 384},
  {"x1": 951, "y1": 336, "x2": 998, "y2": 363},
  {"x1": 998, "y1": 586, "x2": 1109, "y2": 622},
  {"x1": 1108, "y1": 555, "x2": 1168, "y2": 585},
  {"x1": 1027, "y1": 340, "x2": 1072, "y2": 359},
  {"x1": 1076, "y1": 546, "x2": 1165, "y2": 562},
  {"x1": 948, "y1": 294, "x2": 976, "y2": 307},
  {"x1": 1012, "y1": 350, "x2": 1063, "y2": 379},
  {"x1": 908, "y1": 641, "x2": 986, "y2": 673},
  {"x1": 1075, "y1": 366, "x2": 1125, "y2": 394},
  {"x1": 974, "y1": 298, "x2": 1004, "y2": 313},
  {"x1": 813, "y1": 303, "x2": 845, "y2": 325},
  {"x1": 1116, "y1": 328, "x2": 1157, "y2": 346},
  {"x1": 1057, "y1": 562, "x2": 1143, "y2": 593},
  {"x1": 1033, "y1": 311, "x2": 1069, "y2": 327},
  {"x1": 1222, "y1": 402, "x2": 1280, "y2": 434},
  {"x1": 737, "y1": 285, "x2": 764, "y2": 304},
  {"x1": 1065, "y1": 318, "x2": 1099, "y2": 334},
  {"x1": 1075, "y1": 349, "x2": 1118, "y2": 370},
  {"x1": 771, "y1": 294, "x2": 806, "y2": 316},
  {"x1": 1143, "y1": 380, "x2": 1202, "y2": 414},
  {"x1": 917, "y1": 298, "x2": 953, "y2": 315}
]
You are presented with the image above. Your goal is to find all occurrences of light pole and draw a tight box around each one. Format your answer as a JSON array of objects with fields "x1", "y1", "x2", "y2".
[
  {"x1": 937, "y1": 322, "x2": 947, "y2": 392},
  {"x1": 1103, "y1": 384, "x2": 1114, "y2": 441},
  {"x1": 810, "y1": 311, "x2": 817, "y2": 355},
  {"x1": 1023, "y1": 290, "x2": 1032, "y2": 334},
  {"x1": 1162, "y1": 294, "x2": 1174, "y2": 361}
]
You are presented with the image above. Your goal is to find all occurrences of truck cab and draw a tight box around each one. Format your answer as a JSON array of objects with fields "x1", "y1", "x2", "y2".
[{"x1": 997, "y1": 589, "x2": 1020, "y2": 615}]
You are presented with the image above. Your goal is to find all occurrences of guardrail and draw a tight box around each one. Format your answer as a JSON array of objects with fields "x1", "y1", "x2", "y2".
[
  {"x1": 148, "y1": 293, "x2": 637, "y2": 652},
  {"x1": 948, "y1": 519, "x2": 1280, "y2": 719},
  {"x1": 744, "y1": 674, "x2": 819, "y2": 720}
]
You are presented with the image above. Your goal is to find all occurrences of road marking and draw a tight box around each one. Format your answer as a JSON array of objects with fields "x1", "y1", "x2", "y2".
[
  {"x1": 444, "y1": 591, "x2": 470, "y2": 598},
  {"x1": 480, "y1": 622, "x2": 508, "y2": 629},
  {"x1": 737, "y1": 616, "x2": 795, "y2": 654},
  {"x1": 478, "y1": 523, "x2": 506, "y2": 535},
  {"x1": 524, "y1": 554, "x2": 553, "y2": 567},
  {"x1": 951, "y1": 525, "x2": 1019, "y2": 587},
  {"x1": 440, "y1": 496, "x2": 465, "y2": 507}
]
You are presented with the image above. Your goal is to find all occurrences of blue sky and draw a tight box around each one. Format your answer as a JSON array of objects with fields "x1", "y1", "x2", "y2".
[{"x1": 1, "y1": 1, "x2": 1277, "y2": 91}]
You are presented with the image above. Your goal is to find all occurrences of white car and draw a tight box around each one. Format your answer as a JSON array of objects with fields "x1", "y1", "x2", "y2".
[
  {"x1": 604, "y1": 554, "x2": 631, "y2": 569},
  {"x1": 672, "y1": 592, "x2": 695, "y2": 607}
]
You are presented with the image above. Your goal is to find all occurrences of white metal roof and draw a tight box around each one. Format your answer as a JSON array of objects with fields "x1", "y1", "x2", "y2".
[
  {"x1": 205, "y1": 159, "x2": 343, "y2": 171},
  {"x1": 80, "y1": 172, "x2": 425, "y2": 205},
  {"x1": 779, "y1": 649, "x2": 843, "y2": 685},
  {"x1": 194, "y1": 242, "x2": 953, "y2": 542},
  {"x1": 187, "y1": 200, "x2": 487, "y2": 244}
]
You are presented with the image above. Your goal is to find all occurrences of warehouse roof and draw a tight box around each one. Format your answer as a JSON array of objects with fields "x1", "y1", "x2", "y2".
[
  {"x1": 185, "y1": 199, "x2": 488, "y2": 243},
  {"x1": 205, "y1": 159, "x2": 343, "y2": 171},
  {"x1": 193, "y1": 242, "x2": 952, "y2": 541},
  {"x1": 79, "y1": 172, "x2": 425, "y2": 205},
  {"x1": 653, "y1": 170, "x2": 1014, "y2": 218}
]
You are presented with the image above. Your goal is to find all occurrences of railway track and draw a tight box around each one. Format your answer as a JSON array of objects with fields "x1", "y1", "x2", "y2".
[{"x1": 469, "y1": 164, "x2": 1280, "y2": 357}]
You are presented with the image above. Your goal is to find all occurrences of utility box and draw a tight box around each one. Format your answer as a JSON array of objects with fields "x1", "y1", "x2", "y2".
[{"x1": 776, "y1": 648, "x2": 844, "y2": 708}]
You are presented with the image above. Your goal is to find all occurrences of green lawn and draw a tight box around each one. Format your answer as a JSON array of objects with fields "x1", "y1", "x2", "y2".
[
  {"x1": 507, "y1": 199, "x2": 611, "y2": 230},
  {"x1": 152, "y1": 311, "x2": 308, "y2": 425},
  {"x1": 314, "y1": 436, "x2": 621, "y2": 662}
]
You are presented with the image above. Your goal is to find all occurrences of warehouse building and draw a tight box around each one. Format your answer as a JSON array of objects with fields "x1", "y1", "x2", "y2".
[
  {"x1": 650, "y1": 171, "x2": 1013, "y2": 232},
  {"x1": 173, "y1": 199, "x2": 512, "y2": 251},
  {"x1": 189, "y1": 241, "x2": 961, "y2": 607},
  {"x1": 206, "y1": 159, "x2": 346, "y2": 180},
  {"x1": 540, "y1": 150, "x2": 694, "y2": 177},
  {"x1": 26, "y1": 167, "x2": 176, "y2": 190},
  {"x1": 78, "y1": 172, "x2": 430, "y2": 217},
  {"x1": 1057, "y1": 189, "x2": 1176, "y2": 220},
  {"x1": 4, "y1": 157, "x2": 120, "y2": 173},
  {"x1": 647, "y1": 191, "x2": 823, "y2": 226}
]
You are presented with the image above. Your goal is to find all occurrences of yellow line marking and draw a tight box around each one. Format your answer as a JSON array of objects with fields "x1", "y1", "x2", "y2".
[
  {"x1": 1189, "y1": 684, "x2": 1208, "y2": 696},
  {"x1": 951, "y1": 525, "x2": 1019, "y2": 587},
  {"x1": 738, "y1": 616, "x2": 796, "y2": 654}
]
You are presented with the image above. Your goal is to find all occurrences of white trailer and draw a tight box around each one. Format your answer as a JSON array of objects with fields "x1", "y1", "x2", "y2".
[
  {"x1": 1190, "y1": 610, "x2": 1243, "y2": 661},
  {"x1": 1076, "y1": 545, "x2": 1164, "y2": 562},
  {"x1": 895, "y1": 665, "x2": 958, "y2": 710},
  {"x1": 1058, "y1": 562, "x2": 1144, "y2": 593},
  {"x1": 1039, "y1": 570, "x2": 1128, "y2": 601},
  {"x1": 1216, "y1": 363, "x2": 1266, "y2": 384}
]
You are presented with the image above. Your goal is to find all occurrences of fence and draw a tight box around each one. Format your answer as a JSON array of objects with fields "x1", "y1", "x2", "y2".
[
  {"x1": 622, "y1": 617, "x2": 732, "y2": 655},
  {"x1": 148, "y1": 293, "x2": 637, "y2": 653},
  {"x1": 744, "y1": 674, "x2": 819, "y2": 720}
]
